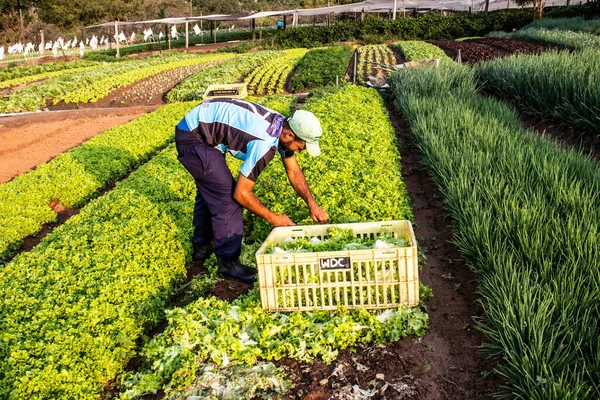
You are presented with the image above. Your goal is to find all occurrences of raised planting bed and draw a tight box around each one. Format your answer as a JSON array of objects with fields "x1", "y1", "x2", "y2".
[
  {"x1": 476, "y1": 47, "x2": 600, "y2": 138},
  {"x1": 117, "y1": 85, "x2": 427, "y2": 398},
  {"x1": 245, "y1": 48, "x2": 307, "y2": 96},
  {"x1": 0, "y1": 102, "x2": 196, "y2": 263},
  {"x1": 166, "y1": 51, "x2": 280, "y2": 102},
  {"x1": 390, "y1": 63, "x2": 600, "y2": 399},
  {"x1": 465, "y1": 37, "x2": 550, "y2": 54},
  {"x1": 0, "y1": 53, "x2": 231, "y2": 113},
  {"x1": 426, "y1": 40, "x2": 507, "y2": 63},
  {"x1": 354, "y1": 44, "x2": 398, "y2": 85},
  {"x1": 391, "y1": 41, "x2": 453, "y2": 63},
  {"x1": 491, "y1": 28, "x2": 600, "y2": 51},
  {"x1": 290, "y1": 46, "x2": 354, "y2": 92}
]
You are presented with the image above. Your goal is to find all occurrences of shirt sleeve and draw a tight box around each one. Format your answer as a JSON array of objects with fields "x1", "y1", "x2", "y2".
[{"x1": 240, "y1": 141, "x2": 277, "y2": 182}]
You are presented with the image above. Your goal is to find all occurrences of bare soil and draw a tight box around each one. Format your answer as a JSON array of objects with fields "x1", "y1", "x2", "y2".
[{"x1": 0, "y1": 106, "x2": 159, "y2": 183}]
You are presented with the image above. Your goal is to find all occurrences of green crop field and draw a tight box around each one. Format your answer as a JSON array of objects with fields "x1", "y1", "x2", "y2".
[{"x1": 1, "y1": 11, "x2": 598, "y2": 399}]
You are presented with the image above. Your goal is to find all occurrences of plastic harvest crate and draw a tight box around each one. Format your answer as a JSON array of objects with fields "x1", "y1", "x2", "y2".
[
  {"x1": 202, "y1": 83, "x2": 248, "y2": 100},
  {"x1": 255, "y1": 220, "x2": 419, "y2": 312}
]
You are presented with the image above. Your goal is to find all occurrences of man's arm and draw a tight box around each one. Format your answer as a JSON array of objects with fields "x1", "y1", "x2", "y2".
[
  {"x1": 282, "y1": 155, "x2": 329, "y2": 224},
  {"x1": 234, "y1": 174, "x2": 295, "y2": 227}
]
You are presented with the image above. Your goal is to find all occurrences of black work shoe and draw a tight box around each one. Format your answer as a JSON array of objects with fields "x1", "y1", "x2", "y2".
[
  {"x1": 217, "y1": 258, "x2": 257, "y2": 283},
  {"x1": 193, "y1": 243, "x2": 213, "y2": 262}
]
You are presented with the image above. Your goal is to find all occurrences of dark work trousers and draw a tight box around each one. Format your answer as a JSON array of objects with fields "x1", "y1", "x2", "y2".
[{"x1": 175, "y1": 128, "x2": 243, "y2": 261}]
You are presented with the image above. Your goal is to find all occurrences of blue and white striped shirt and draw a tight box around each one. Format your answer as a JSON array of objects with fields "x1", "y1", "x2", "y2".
[{"x1": 177, "y1": 98, "x2": 292, "y2": 182}]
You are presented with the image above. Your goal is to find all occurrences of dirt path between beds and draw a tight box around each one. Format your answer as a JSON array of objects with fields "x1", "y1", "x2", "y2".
[{"x1": 0, "y1": 105, "x2": 159, "y2": 183}]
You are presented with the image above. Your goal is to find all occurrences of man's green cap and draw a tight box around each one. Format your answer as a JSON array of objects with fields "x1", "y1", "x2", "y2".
[{"x1": 288, "y1": 110, "x2": 322, "y2": 157}]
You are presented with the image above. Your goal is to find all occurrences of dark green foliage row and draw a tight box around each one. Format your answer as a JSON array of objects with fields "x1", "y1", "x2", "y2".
[
  {"x1": 390, "y1": 64, "x2": 600, "y2": 399},
  {"x1": 290, "y1": 45, "x2": 353, "y2": 92},
  {"x1": 264, "y1": 12, "x2": 533, "y2": 48},
  {"x1": 476, "y1": 48, "x2": 600, "y2": 138}
]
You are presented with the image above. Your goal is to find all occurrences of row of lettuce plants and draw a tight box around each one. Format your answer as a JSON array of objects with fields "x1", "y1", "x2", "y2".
[
  {"x1": 391, "y1": 41, "x2": 453, "y2": 62},
  {"x1": 476, "y1": 48, "x2": 600, "y2": 138},
  {"x1": 290, "y1": 45, "x2": 354, "y2": 92},
  {"x1": 0, "y1": 95, "x2": 299, "y2": 399},
  {"x1": 0, "y1": 65, "x2": 101, "y2": 90},
  {"x1": 390, "y1": 64, "x2": 600, "y2": 399},
  {"x1": 0, "y1": 52, "x2": 227, "y2": 113},
  {"x1": 117, "y1": 86, "x2": 427, "y2": 398},
  {"x1": 0, "y1": 102, "x2": 196, "y2": 263},
  {"x1": 59, "y1": 53, "x2": 233, "y2": 104},
  {"x1": 0, "y1": 59, "x2": 100, "y2": 85},
  {"x1": 355, "y1": 44, "x2": 396, "y2": 84},
  {"x1": 0, "y1": 140, "x2": 197, "y2": 399},
  {"x1": 245, "y1": 48, "x2": 307, "y2": 96},
  {"x1": 166, "y1": 51, "x2": 280, "y2": 102}
]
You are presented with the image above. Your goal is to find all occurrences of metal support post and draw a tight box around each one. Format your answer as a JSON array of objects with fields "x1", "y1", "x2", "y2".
[{"x1": 115, "y1": 21, "x2": 120, "y2": 57}]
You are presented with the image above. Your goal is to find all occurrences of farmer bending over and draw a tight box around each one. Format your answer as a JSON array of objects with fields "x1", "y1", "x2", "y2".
[{"x1": 175, "y1": 98, "x2": 329, "y2": 283}]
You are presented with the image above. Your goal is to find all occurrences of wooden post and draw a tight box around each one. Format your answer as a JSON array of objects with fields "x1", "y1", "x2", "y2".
[
  {"x1": 40, "y1": 30, "x2": 45, "y2": 56},
  {"x1": 19, "y1": 8, "x2": 24, "y2": 43},
  {"x1": 393, "y1": 0, "x2": 398, "y2": 19},
  {"x1": 168, "y1": 25, "x2": 171, "y2": 49},
  {"x1": 283, "y1": 15, "x2": 287, "y2": 30},
  {"x1": 185, "y1": 21, "x2": 189, "y2": 50},
  {"x1": 115, "y1": 21, "x2": 120, "y2": 57},
  {"x1": 353, "y1": 52, "x2": 357, "y2": 84}
]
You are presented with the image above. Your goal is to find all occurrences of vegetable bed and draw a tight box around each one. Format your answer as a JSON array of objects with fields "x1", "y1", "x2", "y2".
[
  {"x1": 0, "y1": 95, "x2": 300, "y2": 399},
  {"x1": 0, "y1": 102, "x2": 196, "y2": 263},
  {"x1": 491, "y1": 27, "x2": 600, "y2": 50},
  {"x1": 465, "y1": 37, "x2": 550, "y2": 54},
  {"x1": 425, "y1": 40, "x2": 507, "y2": 63},
  {"x1": 390, "y1": 63, "x2": 600, "y2": 399},
  {"x1": 290, "y1": 46, "x2": 353, "y2": 92},
  {"x1": 117, "y1": 85, "x2": 426, "y2": 398},
  {"x1": 166, "y1": 51, "x2": 279, "y2": 102},
  {"x1": 476, "y1": 48, "x2": 600, "y2": 138},
  {"x1": 0, "y1": 53, "x2": 231, "y2": 113},
  {"x1": 245, "y1": 48, "x2": 307, "y2": 96}
]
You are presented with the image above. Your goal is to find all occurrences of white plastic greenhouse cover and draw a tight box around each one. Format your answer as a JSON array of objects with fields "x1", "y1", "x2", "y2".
[{"x1": 86, "y1": 0, "x2": 584, "y2": 28}]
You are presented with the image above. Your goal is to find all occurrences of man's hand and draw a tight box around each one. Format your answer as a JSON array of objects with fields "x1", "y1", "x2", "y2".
[
  {"x1": 309, "y1": 204, "x2": 329, "y2": 224},
  {"x1": 272, "y1": 214, "x2": 295, "y2": 227}
]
